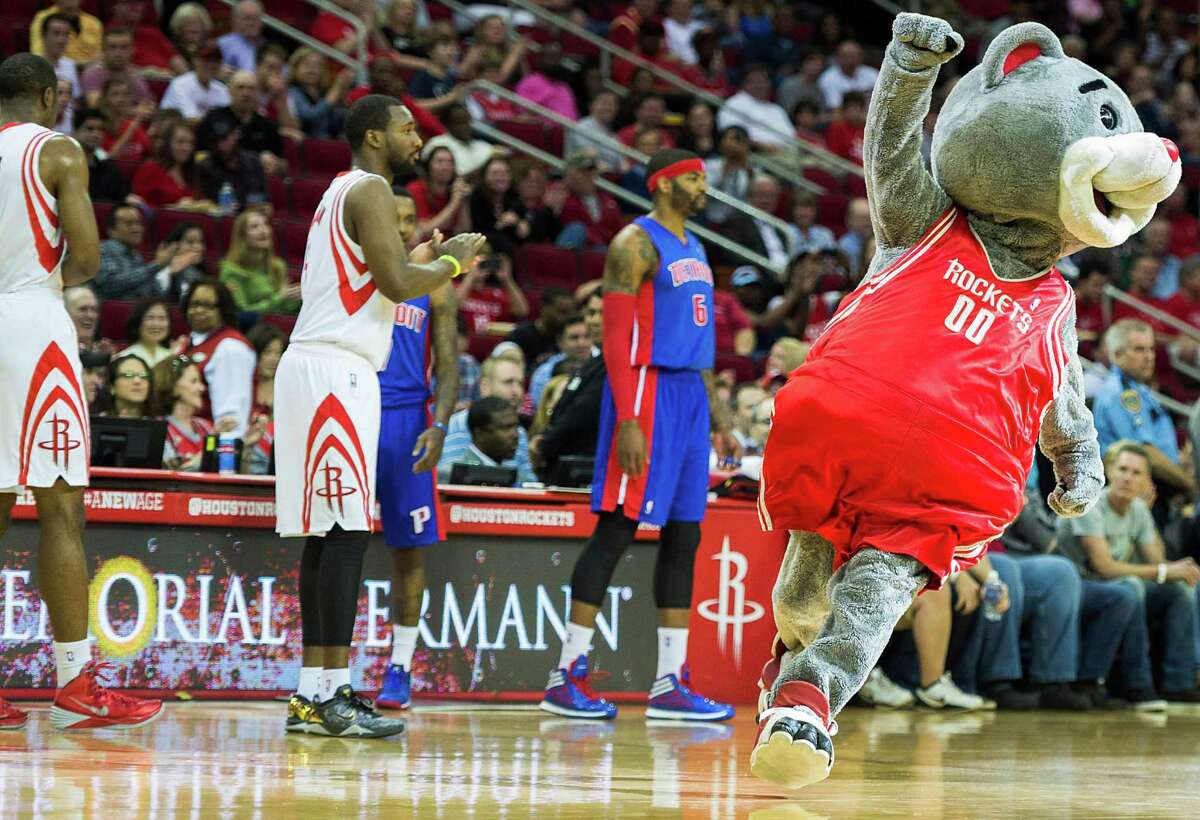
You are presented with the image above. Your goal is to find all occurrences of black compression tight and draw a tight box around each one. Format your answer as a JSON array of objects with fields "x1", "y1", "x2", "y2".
[
  {"x1": 299, "y1": 525, "x2": 370, "y2": 647},
  {"x1": 570, "y1": 511, "x2": 702, "y2": 609}
]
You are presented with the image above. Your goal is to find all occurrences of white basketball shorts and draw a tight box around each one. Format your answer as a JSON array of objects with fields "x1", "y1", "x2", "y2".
[
  {"x1": 0, "y1": 287, "x2": 89, "y2": 492},
  {"x1": 274, "y1": 343, "x2": 381, "y2": 537}
]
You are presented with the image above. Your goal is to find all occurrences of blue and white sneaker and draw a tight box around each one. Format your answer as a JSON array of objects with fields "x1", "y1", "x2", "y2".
[
  {"x1": 539, "y1": 655, "x2": 617, "y2": 720},
  {"x1": 645, "y1": 664, "x2": 735, "y2": 722},
  {"x1": 375, "y1": 664, "x2": 411, "y2": 710}
]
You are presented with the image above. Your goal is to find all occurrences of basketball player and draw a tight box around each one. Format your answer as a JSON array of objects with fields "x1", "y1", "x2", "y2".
[
  {"x1": 0, "y1": 53, "x2": 161, "y2": 730},
  {"x1": 278, "y1": 95, "x2": 484, "y2": 738},
  {"x1": 375, "y1": 188, "x2": 458, "y2": 711},
  {"x1": 541, "y1": 149, "x2": 740, "y2": 721}
]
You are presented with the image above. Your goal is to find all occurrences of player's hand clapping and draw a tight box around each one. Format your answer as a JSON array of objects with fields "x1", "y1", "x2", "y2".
[
  {"x1": 410, "y1": 229, "x2": 444, "y2": 264},
  {"x1": 440, "y1": 232, "x2": 488, "y2": 272}
]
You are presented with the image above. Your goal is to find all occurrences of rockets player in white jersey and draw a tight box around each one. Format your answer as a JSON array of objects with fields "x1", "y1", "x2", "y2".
[
  {"x1": 0, "y1": 54, "x2": 162, "y2": 730},
  {"x1": 277, "y1": 94, "x2": 484, "y2": 739}
]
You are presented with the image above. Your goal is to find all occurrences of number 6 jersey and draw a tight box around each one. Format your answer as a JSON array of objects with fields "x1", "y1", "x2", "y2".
[{"x1": 808, "y1": 206, "x2": 1074, "y2": 463}]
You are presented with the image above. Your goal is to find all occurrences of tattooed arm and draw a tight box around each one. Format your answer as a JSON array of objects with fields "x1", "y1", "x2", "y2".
[
  {"x1": 603, "y1": 224, "x2": 657, "y2": 477},
  {"x1": 413, "y1": 281, "x2": 460, "y2": 472}
]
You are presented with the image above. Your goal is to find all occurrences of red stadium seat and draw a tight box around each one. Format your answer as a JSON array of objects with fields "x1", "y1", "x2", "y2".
[
  {"x1": 579, "y1": 250, "x2": 606, "y2": 283},
  {"x1": 290, "y1": 177, "x2": 329, "y2": 219},
  {"x1": 267, "y1": 175, "x2": 290, "y2": 214},
  {"x1": 146, "y1": 79, "x2": 169, "y2": 103},
  {"x1": 802, "y1": 167, "x2": 839, "y2": 193},
  {"x1": 844, "y1": 174, "x2": 867, "y2": 198},
  {"x1": 155, "y1": 209, "x2": 215, "y2": 246},
  {"x1": 467, "y1": 332, "x2": 503, "y2": 361},
  {"x1": 100, "y1": 300, "x2": 135, "y2": 343},
  {"x1": 93, "y1": 202, "x2": 114, "y2": 238},
  {"x1": 715, "y1": 353, "x2": 758, "y2": 385},
  {"x1": 257, "y1": 313, "x2": 297, "y2": 337},
  {"x1": 169, "y1": 305, "x2": 187, "y2": 337},
  {"x1": 280, "y1": 220, "x2": 310, "y2": 266},
  {"x1": 302, "y1": 139, "x2": 352, "y2": 178},
  {"x1": 496, "y1": 120, "x2": 552, "y2": 155},
  {"x1": 520, "y1": 244, "x2": 579, "y2": 288},
  {"x1": 816, "y1": 192, "x2": 849, "y2": 235}
]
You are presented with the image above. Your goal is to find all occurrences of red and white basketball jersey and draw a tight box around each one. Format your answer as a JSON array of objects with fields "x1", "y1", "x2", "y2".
[
  {"x1": 809, "y1": 207, "x2": 1074, "y2": 464},
  {"x1": 0, "y1": 122, "x2": 66, "y2": 294},
  {"x1": 289, "y1": 169, "x2": 396, "y2": 370}
]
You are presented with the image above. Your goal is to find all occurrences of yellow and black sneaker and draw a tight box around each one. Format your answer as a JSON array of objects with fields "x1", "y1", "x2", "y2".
[{"x1": 286, "y1": 694, "x2": 327, "y2": 735}]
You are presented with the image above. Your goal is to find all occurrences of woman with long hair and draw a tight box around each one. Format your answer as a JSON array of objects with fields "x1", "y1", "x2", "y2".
[
  {"x1": 131, "y1": 121, "x2": 209, "y2": 209},
  {"x1": 513, "y1": 161, "x2": 562, "y2": 243},
  {"x1": 153, "y1": 354, "x2": 212, "y2": 471},
  {"x1": 469, "y1": 156, "x2": 529, "y2": 252},
  {"x1": 157, "y1": 222, "x2": 208, "y2": 302},
  {"x1": 407, "y1": 145, "x2": 471, "y2": 238},
  {"x1": 241, "y1": 323, "x2": 286, "y2": 475},
  {"x1": 100, "y1": 76, "x2": 152, "y2": 162},
  {"x1": 117, "y1": 298, "x2": 174, "y2": 368},
  {"x1": 678, "y1": 101, "x2": 718, "y2": 157},
  {"x1": 181, "y1": 278, "x2": 256, "y2": 434},
  {"x1": 460, "y1": 14, "x2": 528, "y2": 82},
  {"x1": 98, "y1": 353, "x2": 153, "y2": 418},
  {"x1": 286, "y1": 46, "x2": 351, "y2": 139},
  {"x1": 219, "y1": 209, "x2": 300, "y2": 314}
]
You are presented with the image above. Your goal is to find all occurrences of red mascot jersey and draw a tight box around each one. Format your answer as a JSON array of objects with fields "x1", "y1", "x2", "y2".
[{"x1": 759, "y1": 207, "x2": 1074, "y2": 586}]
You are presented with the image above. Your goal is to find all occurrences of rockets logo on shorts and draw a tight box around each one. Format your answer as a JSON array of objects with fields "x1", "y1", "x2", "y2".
[
  {"x1": 20, "y1": 342, "x2": 89, "y2": 484},
  {"x1": 301, "y1": 393, "x2": 372, "y2": 532}
]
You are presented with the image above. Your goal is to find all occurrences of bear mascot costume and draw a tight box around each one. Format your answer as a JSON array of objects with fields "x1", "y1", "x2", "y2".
[{"x1": 751, "y1": 12, "x2": 1181, "y2": 789}]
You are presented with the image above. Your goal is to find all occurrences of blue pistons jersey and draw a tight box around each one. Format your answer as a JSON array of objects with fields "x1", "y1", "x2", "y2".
[
  {"x1": 630, "y1": 216, "x2": 715, "y2": 371},
  {"x1": 377, "y1": 294, "x2": 443, "y2": 548}
]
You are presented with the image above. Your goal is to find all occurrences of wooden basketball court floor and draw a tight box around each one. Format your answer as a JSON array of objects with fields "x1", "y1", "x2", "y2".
[{"x1": 0, "y1": 700, "x2": 1196, "y2": 818}]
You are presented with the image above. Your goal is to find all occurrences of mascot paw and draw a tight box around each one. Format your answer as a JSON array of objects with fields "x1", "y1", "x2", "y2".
[
  {"x1": 891, "y1": 13, "x2": 964, "y2": 71},
  {"x1": 1047, "y1": 483, "x2": 1100, "y2": 517}
]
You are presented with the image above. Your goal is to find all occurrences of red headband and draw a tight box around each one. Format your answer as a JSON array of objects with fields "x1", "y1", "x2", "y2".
[{"x1": 647, "y1": 158, "x2": 705, "y2": 194}]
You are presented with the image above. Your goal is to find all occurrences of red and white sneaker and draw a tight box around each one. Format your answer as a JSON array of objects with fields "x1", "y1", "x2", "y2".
[
  {"x1": 0, "y1": 696, "x2": 29, "y2": 730},
  {"x1": 750, "y1": 681, "x2": 837, "y2": 790},
  {"x1": 49, "y1": 661, "x2": 164, "y2": 730},
  {"x1": 756, "y1": 634, "x2": 789, "y2": 720}
]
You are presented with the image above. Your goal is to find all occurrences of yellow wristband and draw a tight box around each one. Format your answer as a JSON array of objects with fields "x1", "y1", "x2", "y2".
[{"x1": 438, "y1": 254, "x2": 463, "y2": 278}]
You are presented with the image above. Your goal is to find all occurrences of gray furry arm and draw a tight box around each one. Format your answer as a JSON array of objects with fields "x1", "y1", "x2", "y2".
[
  {"x1": 863, "y1": 15, "x2": 958, "y2": 248},
  {"x1": 1040, "y1": 310, "x2": 1104, "y2": 517}
]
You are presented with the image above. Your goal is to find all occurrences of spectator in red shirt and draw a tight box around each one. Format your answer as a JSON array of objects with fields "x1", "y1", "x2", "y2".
[
  {"x1": 1163, "y1": 186, "x2": 1200, "y2": 258},
  {"x1": 712, "y1": 288, "x2": 755, "y2": 355},
  {"x1": 132, "y1": 120, "x2": 207, "y2": 209},
  {"x1": 824, "y1": 91, "x2": 867, "y2": 164},
  {"x1": 555, "y1": 151, "x2": 626, "y2": 250},
  {"x1": 610, "y1": 0, "x2": 658, "y2": 53},
  {"x1": 406, "y1": 145, "x2": 472, "y2": 239},
  {"x1": 100, "y1": 76, "x2": 154, "y2": 162},
  {"x1": 345, "y1": 55, "x2": 446, "y2": 140},
  {"x1": 455, "y1": 247, "x2": 530, "y2": 334},
  {"x1": 1113, "y1": 253, "x2": 1170, "y2": 332},
  {"x1": 109, "y1": 0, "x2": 186, "y2": 75},
  {"x1": 1072, "y1": 258, "x2": 1111, "y2": 360},
  {"x1": 311, "y1": 0, "x2": 374, "y2": 58},
  {"x1": 1162, "y1": 256, "x2": 1200, "y2": 332},
  {"x1": 616, "y1": 93, "x2": 675, "y2": 147}
]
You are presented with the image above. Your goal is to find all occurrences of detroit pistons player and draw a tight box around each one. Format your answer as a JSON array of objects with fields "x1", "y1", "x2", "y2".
[
  {"x1": 541, "y1": 149, "x2": 740, "y2": 722},
  {"x1": 374, "y1": 189, "x2": 458, "y2": 711},
  {"x1": 0, "y1": 54, "x2": 162, "y2": 730},
  {"x1": 277, "y1": 95, "x2": 484, "y2": 738}
]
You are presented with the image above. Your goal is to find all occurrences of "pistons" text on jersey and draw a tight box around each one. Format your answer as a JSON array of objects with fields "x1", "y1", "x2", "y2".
[
  {"x1": 942, "y1": 258, "x2": 1034, "y2": 333},
  {"x1": 668, "y1": 258, "x2": 714, "y2": 288},
  {"x1": 393, "y1": 303, "x2": 428, "y2": 332}
]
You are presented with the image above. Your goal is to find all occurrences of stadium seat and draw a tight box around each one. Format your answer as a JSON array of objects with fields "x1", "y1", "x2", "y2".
[
  {"x1": 93, "y1": 202, "x2": 114, "y2": 238},
  {"x1": 146, "y1": 78, "x2": 168, "y2": 103},
  {"x1": 100, "y1": 299, "x2": 135, "y2": 343},
  {"x1": 267, "y1": 175, "x2": 289, "y2": 215},
  {"x1": 520, "y1": 244, "x2": 579, "y2": 288},
  {"x1": 467, "y1": 333, "x2": 503, "y2": 362},
  {"x1": 257, "y1": 313, "x2": 297, "y2": 338},
  {"x1": 580, "y1": 250, "x2": 606, "y2": 283},
  {"x1": 155, "y1": 209, "x2": 215, "y2": 246},
  {"x1": 290, "y1": 177, "x2": 329, "y2": 218},
  {"x1": 302, "y1": 139, "x2": 352, "y2": 178},
  {"x1": 280, "y1": 220, "x2": 310, "y2": 266},
  {"x1": 844, "y1": 174, "x2": 867, "y2": 198},
  {"x1": 802, "y1": 167, "x2": 839, "y2": 194},
  {"x1": 816, "y1": 192, "x2": 849, "y2": 235},
  {"x1": 715, "y1": 353, "x2": 758, "y2": 384}
]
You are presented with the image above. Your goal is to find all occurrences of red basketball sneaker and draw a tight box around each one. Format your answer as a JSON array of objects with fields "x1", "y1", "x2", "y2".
[
  {"x1": 0, "y1": 697, "x2": 28, "y2": 730},
  {"x1": 49, "y1": 662, "x2": 164, "y2": 730}
]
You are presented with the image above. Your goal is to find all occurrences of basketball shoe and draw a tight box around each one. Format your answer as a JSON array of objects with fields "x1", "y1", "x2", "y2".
[
  {"x1": 0, "y1": 697, "x2": 28, "y2": 730},
  {"x1": 750, "y1": 681, "x2": 836, "y2": 790},
  {"x1": 316, "y1": 685, "x2": 406, "y2": 739},
  {"x1": 645, "y1": 664, "x2": 734, "y2": 721},
  {"x1": 375, "y1": 665, "x2": 411, "y2": 710},
  {"x1": 48, "y1": 661, "x2": 163, "y2": 730},
  {"x1": 539, "y1": 655, "x2": 617, "y2": 720},
  {"x1": 286, "y1": 694, "x2": 326, "y2": 734}
]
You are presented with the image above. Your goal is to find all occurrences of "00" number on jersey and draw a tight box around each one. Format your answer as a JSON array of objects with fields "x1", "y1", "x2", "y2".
[{"x1": 943, "y1": 294, "x2": 995, "y2": 345}]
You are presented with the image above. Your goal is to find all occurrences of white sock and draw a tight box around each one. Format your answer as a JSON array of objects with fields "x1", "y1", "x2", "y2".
[
  {"x1": 53, "y1": 639, "x2": 91, "y2": 687},
  {"x1": 656, "y1": 628, "x2": 689, "y2": 680},
  {"x1": 321, "y1": 668, "x2": 351, "y2": 701},
  {"x1": 297, "y1": 666, "x2": 323, "y2": 700},
  {"x1": 390, "y1": 625, "x2": 419, "y2": 669},
  {"x1": 558, "y1": 622, "x2": 594, "y2": 670}
]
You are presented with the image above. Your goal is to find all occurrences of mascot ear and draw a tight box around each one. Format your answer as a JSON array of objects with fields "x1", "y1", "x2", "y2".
[{"x1": 981, "y1": 22, "x2": 1065, "y2": 91}]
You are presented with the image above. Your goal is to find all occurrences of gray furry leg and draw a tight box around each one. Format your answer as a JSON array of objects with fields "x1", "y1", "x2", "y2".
[
  {"x1": 772, "y1": 530, "x2": 836, "y2": 653},
  {"x1": 773, "y1": 548, "x2": 929, "y2": 716}
]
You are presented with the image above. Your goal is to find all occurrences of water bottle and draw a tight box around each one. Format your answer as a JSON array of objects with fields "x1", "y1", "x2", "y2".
[
  {"x1": 217, "y1": 182, "x2": 237, "y2": 216},
  {"x1": 217, "y1": 434, "x2": 240, "y2": 475},
  {"x1": 981, "y1": 570, "x2": 1004, "y2": 622}
]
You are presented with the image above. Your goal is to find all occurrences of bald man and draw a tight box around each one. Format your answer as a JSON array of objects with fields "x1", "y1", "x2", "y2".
[{"x1": 197, "y1": 69, "x2": 285, "y2": 174}]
